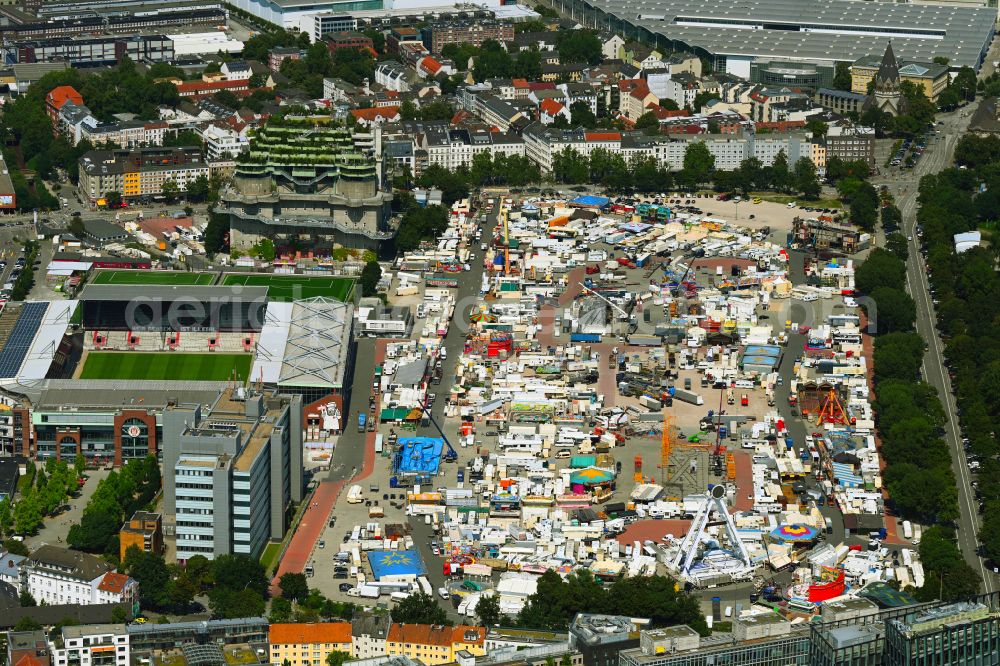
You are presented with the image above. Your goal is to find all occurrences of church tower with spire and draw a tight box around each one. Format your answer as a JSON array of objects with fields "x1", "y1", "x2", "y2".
[{"x1": 865, "y1": 41, "x2": 906, "y2": 116}]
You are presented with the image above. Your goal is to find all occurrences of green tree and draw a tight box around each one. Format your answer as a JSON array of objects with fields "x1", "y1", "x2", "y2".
[
  {"x1": 849, "y1": 181, "x2": 880, "y2": 231},
  {"x1": 325, "y1": 652, "x2": 352, "y2": 666},
  {"x1": 0, "y1": 498, "x2": 12, "y2": 537},
  {"x1": 161, "y1": 179, "x2": 180, "y2": 203},
  {"x1": 917, "y1": 526, "x2": 981, "y2": 601},
  {"x1": 110, "y1": 606, "x2": 128, "y2": 624},
  {"x1": 569, "y1": 101, "x2": 597, "y2": 129},
  {"x1": 250, "y1": 238, "x2": 276, "y2": 262},
  {"x1": 270, "y1": 596, "x2": 293, "y2": 623},
  {"x1": 634, "y1": 111, "x2": 661, "y2": 135},
  {"x1": 4, "y1": 538, "x2": 29, "y2": 556},
  {"x1": 885, "y1": 232, "x2": 909, "y2": 261},
  {"x1": 873, "y1": 332, "x2": 924, "y2": 382},
  {"x1": 806, "y1": 118, "x2": 828, "y2": 139},
  {"x1": 870, "y1": 287, "x2": 916, "y2": 334},
  {"x1": 691, "y1": 91, "x2": 717, "y2": 113},
  {"x1": 359, "y1": 260, "x2": 382, "y2": 298},
  {"x1": 793, "y1": 157, "x2": 821, "y2": 199},
  {"x1": 856, "y1": 248, "x2": 907, "y2": 293},
  {"x1": 212, "y1": 554, "x2": 269, "y2": 597},
  {"x1": 185, "y1": 175, "x2": 211, "y2": 203},
  {"x1": 832, "y1": 62, "x2": 852, "y2": 91},
  {"x1": 392, "y1": 592, "x2": 451, "y2": 625},
  {"x1": 279, "y1": 572, "x2": 310, "y2": 603},
  {"x1": 123, "y1": 547, "x2": 172, "y2": 610},
  {"x1": 556, "y1": 30, "x2": 602, "y2": 65},
  {"x1": 680, "y1": 142, "x2": 715, "y2": 188},
  {"x1": 13, "y1": 495, "x2": 42, "y2": 535},
  {"x1": 209, "y1": 587, "x2": 266, "y2": 619},
  {"x1": 19, "y1": 589, "x2": 37, "y2": 606},
  {"x1": 476, "y1": 593, "x2": 502, "y2": 627},
  {"x1": 74, "y1": 453, "x2": 86, "y2": 476},
  {"x1": 552, "y1": 147, "x2": 589, "y2": 184}
]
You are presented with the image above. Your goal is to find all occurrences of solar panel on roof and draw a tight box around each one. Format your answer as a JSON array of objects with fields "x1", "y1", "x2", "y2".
[{"x1": 0, "y1": 302, "x2": 48, "y2": 379}]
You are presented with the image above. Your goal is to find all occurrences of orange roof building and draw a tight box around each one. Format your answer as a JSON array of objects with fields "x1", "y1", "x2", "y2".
[
  {"x1": 45, "y1": 85, "x2": 83, "y2": 124},
  {"x1": 270, "y1": 622, "x2": 352, "y2": 666},
  {"x1": 386, "y1": 624, "x2": 486, "y2": 665}
]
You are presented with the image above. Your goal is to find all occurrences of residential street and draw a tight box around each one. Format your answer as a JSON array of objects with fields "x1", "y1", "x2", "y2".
[{"x1": 874, "y1": 107, "x2": 994, "y2": 592}]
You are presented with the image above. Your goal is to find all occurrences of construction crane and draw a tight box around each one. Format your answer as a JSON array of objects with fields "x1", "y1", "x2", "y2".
[
  {"x1": 419, "y1": 396, "x2": 458, "y2": 462},
  {"x1": 661, "y1": 413, "x2": 675, "y2": 486}
]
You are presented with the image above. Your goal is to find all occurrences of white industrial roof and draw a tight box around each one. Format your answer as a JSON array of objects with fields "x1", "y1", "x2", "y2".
[{"x1": 576, "y1": 0, "x2": 995, "y2": 68}]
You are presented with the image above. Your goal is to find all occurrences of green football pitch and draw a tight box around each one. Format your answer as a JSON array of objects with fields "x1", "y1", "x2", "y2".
[
  {"x1": 221, "y1": 274, "x2": 354, "y2": 302},
  {"x1": 91, "y1": 270, "x2": 216, "y2": 286},
  {"x1": 80, "y1": 352, "x2": 252, "y2": 381}
]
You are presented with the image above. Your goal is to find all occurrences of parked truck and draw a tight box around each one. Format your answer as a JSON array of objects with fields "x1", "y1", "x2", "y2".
[
  {"x1": 358, "y1": 413, "x2": 366, "y2": 432},
  {"x1": 347, "y1": 485, "x2": 363, "y2": 504},
  {"x1": 671, "y1": 388, "x2": 704, "y2": 406},
  {"x1": 627, "y1": 334, "x2": 662, "y2": 346},
  {"x1": 570, "y1": 332, "x2": 602, "y2": 343}
]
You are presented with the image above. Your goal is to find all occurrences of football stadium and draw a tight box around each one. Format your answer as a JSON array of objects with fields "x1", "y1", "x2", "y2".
[
  {"x1": 221, "y1": 274, "x2": 354, "y2": 302},
  {"x1": 0, "y1": 266, "x2": 356, "y2": 409}
]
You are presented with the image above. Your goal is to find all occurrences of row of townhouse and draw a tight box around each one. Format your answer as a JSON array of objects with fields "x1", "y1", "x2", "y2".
[
  {"x1": 522, "y1": 125, "x2": 824, "y2": 173},
  {"x1": 269, "y1": 618, "x2": 487, "y2": 666}
]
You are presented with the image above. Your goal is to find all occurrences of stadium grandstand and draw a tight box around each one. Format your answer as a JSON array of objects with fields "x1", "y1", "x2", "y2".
[{"x1": 78, "y1": 284, "x2": 268, "y2": 334}]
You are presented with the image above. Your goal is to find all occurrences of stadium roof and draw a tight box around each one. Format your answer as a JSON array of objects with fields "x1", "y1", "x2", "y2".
[
  {"x1": 250, "y1": 297, "x2": 353, "y2": 389},
  {"x1": 0, "y1": 301, "x2": 76, "y2": 387},
  {"x1": 580, "y1": 0, "x2": 995, "y2": 69},
  {"x1": 77, "y1": 284, "x2": 269, "y2": 301}
]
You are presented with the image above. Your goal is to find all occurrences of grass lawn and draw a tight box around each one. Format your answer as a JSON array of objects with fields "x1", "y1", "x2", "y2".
[
  {"x1": 749, "y1": 192, "x2": 844, "y2": 209},
  {"x1": 91, "y1": 270, "x2": 216, "y2": 286},
  {"x1": 221, "y1": 274, "x2": 354, "y2": 302},
  {"x1": 260, "y1": 541, "x2": 281, "y2": 571},
  {"x1": 80, "y1": 352, "x2": 252, "y2": 381}
]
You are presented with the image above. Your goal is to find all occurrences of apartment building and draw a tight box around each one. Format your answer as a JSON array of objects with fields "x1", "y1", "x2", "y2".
[
  {"x1": 421, "y1": 127, "x2": 524, "y2": 171},
  {"x1": 49, "y1": 625, "x2": 129, "y2": 666},
  {"x1": 81, "y1": 121, "x2": 169, "y2": 149},
  {"x1": 826, "y1": 127, "x2": 876, "y2": 167},
  {"x1": 45, "y1": 86, "x2": 83, "y2": 125},
  {"x1": 524, "y1": 126, "x2": 820, "y2": 174},
  {"x1": 269, "y1": 623, "x2": 352, "y2": 666},
  {"x1": 386, "y1": 625, "x2": 486, "y2": 665},
  {"x1": 162, "y1": 387, "x2": 303, "y2": 562},
  {"x1": 201, "y1": 124, "x2": 249, "y2": 159},
  {"x1": 421, "y1": 21, "x2": 514, "y2": 55},
  {"x1": 23, "y1": 546, "x2": 138, "y2": 607},
  {"x1": 77, "y1": 147, "x2": 209, "y2": 204}
]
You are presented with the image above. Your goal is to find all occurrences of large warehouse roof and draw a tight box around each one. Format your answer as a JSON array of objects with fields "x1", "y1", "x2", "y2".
[{"x1": 578, "y1": 0, "x2": 995, "y2": 68}]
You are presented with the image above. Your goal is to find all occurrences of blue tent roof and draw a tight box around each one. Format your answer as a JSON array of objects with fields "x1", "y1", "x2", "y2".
[
  {"x1": 570, "y1": 195, "x2": 610, "y2": 208},
  {"x1": 368, "y1": 549, "x2": 426, "y2": 579}
]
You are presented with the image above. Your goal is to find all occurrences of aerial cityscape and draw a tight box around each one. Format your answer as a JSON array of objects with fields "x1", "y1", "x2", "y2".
[{"x1": 0, "y1": 0, "x2": 998, "y2": 664}]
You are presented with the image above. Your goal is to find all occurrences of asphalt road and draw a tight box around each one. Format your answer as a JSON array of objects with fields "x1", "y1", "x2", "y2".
[{"x1": 875, "y1": 107, "x2": 994, "y2": 592}]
